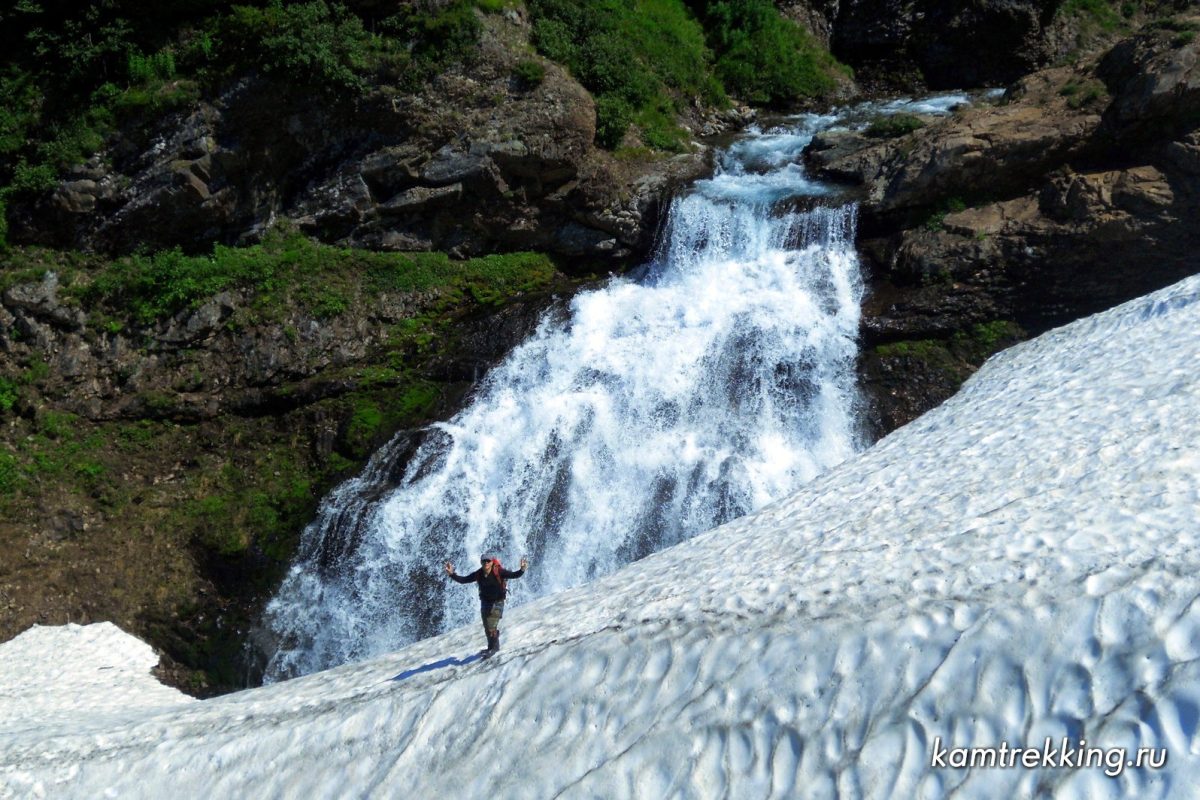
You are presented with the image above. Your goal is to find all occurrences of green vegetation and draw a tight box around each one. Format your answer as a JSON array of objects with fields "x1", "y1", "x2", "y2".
[
  {"x1": 1060, "y1": 0, "x2": 1125, "y2": 31},
  {"x1": 341, "y1": 381, "x2": 438, "y2": 458},
  {"x1": 1145, "y1": 15, "x2": 1199, "y2": 46},
  {"x1": 1059, "y1": 79, "x2": 1108, "y2": 109},
  {"x1": 0, "y1": 409, "x2": 113, "y2": 505},
  {"x1": 874, "y1": 321, "x2": 1026, "y2": 381},
  {"x1": 690, "y1": 0, "x2": 847, "y2": 107},
  {"x1": 1150, "y1": 16, "x2": 1200, "y2": 32},
  {"x1": 0, "y1": 451, "x2": 18, "y2": 495},
  {"x1": 529, "y1": 0, "x2": 845, "y2": 148},
  {"x1": 0, "y1": 0, "x2": 496, "y2": 223},
  {"x1": 214, "y1": 2, "x2": 371, "y2": 94},
  {"x1": 923, "y1": 197, "x2": 968, "y2": 232},
  {"x1": 512, "y1": 59, "x2": 547, "y2": 88},
  {"x1": 71, "y1": 230, "x2": 557, "y2": 327},
  {"x1": 0, "y1": 378, "x2": 16, "y2": 413},
  {"x1": 865, "y1": 113, "x2": 925, "y2": 139},
  {"x1": 530, "y1": 0, "x2": 720, "y2": 148},
  {"x1": 185, "y1": 450, "x2": 316, "y2": 561}
]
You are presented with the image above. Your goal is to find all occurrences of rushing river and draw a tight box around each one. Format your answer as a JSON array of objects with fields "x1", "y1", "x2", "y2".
[{"x1": 260, "y1": 93, "x2": 981, "y2": 682}]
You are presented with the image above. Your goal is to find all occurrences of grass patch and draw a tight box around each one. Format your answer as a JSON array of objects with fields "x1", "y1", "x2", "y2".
[
  {"x1": 1059, "y1": 0, "x2": 1125, "y2": 31},
  {"x1": 1, "y1": 411, "x2": 115, "y2": 503},
  {"x1": 184, "y1": 445, "x2": 318, "y2": 562},
  {"x1": 864, "y1": 113, "x2": 925, "y2": 139},
  {"x1": 340, "y1": 380, "x2": 440, "y2": 458},
  {"x1": 69, "y1": 232, "x2": 558, "y2": 327},
  {"x1": 0, "y1": 378, "x2": 17, "y2": 413},
  {"x1": 1059, "y1": 79, "x2": 1108, "y2": 110},
  {"x1": 923, "y1": 197, "x2": 968, "y2": 232},
  {"x1": 875, "y1": 320, "x2": 1026, "y2": 373}
]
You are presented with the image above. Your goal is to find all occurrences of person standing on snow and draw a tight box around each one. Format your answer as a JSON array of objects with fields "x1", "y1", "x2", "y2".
[{"x1": 444, "y1": 554, "x2": 527, "y2": 657}]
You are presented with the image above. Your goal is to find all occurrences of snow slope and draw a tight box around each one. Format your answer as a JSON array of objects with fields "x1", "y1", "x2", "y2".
[{"x1": 3, "y1": 274, "x2": 1200, "y2": 798}]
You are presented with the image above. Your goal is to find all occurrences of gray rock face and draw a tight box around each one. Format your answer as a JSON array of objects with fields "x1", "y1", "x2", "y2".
[
  {"x1": 2, "y1": 272, "x2": 86, "y2": 332},
  {"x1": 1099, "y1": 26, "x2": 1200, "y2": 138}
]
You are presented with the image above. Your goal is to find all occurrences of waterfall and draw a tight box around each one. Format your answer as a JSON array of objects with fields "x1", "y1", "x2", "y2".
[{"x1": 261, "y1": 114, "x2": 868, "y2": 681}]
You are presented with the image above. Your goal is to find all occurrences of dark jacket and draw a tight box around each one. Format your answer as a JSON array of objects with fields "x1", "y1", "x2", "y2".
[{"x1": 450, "y1": 566, "x2": 524, "y2": 602}]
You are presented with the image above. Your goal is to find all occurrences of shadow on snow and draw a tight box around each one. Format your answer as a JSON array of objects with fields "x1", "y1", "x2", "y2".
[{"x1": 391, "y1": 653, "x2": 482, "y2": 681}]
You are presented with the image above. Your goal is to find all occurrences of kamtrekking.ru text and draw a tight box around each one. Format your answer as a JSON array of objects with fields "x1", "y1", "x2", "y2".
[{"x1": 930, "y1": 737, "x2": 1167, "y2": 778}]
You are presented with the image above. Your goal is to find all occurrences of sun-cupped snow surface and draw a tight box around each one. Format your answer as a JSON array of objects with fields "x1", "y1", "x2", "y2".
[{"x1": 4, "y1": 274, "x2": 1200, "y2": 798}]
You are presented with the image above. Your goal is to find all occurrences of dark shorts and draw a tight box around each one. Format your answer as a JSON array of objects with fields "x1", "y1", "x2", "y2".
[{"x1": 480, "y1": 600, "x2": 504, "y2": 633}]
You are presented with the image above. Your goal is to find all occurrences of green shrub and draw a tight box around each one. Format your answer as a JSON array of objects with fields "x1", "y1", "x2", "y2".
[
  {"x1": 635, "y1": 101, "x2": 689, "y2": 152},
  {"x1": 37, "y1": 410, "x2": 80, "y2": 440},
  {"x1": 691, "y1": 0, "x2": 842, "y2": 107},
  {"x1": 74, "y1": 231, "x2": 559, "y2": 326},
  {"x1": 595, "y1": 95, "x2": 634, "y2": 148},
  {"x1": 378, "y1": 1, "x2": 483, "y2": 89},
  {"x1": 529, "y1": 0, "x2": 718, "y2": 149},
  {"x1": 512, "y1": 59, "x2": 546, "y2": 87},
  {"x1": 0, "y1": 452, "x2": 19, "y2": 495},
  {"x1": 864, "y1": 113, "x2": 925, "y2": 138},
  {"x1": 220, "y1": 1, "x2": 371, "y2": 94},
  {"x1": 0, "y1": 378, "x2": 17, "y2": 413},
  {"x1": 127, "y1": 49, "x2": 177, "y2": 85},
  {"x1": 0, "y1": 74, "x2": 39, "y2": 157}
]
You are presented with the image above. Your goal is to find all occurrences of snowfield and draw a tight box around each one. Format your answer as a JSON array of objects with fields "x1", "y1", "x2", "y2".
[{"x1": 3, "y1": 273, "x2": 1200, "y2": 798}]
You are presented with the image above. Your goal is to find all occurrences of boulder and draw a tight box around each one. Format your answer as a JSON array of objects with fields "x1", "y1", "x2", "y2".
[{"x1": 1099, "y1": 18, "x2": 1200, "y2": 139}]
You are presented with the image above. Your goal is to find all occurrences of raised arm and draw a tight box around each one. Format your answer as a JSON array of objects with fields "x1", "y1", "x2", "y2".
[
  {"x1": 501, "y1": 557, "x2": 529, "y2": 579},
  {"x1": 445, "y1": 562, "x2": 477, "y2": 584}
]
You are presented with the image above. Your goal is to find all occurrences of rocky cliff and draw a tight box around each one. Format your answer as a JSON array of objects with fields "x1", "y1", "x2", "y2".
[
  {"x1": 814, "y1": 13, "x2": 1200, "y2": 433},
  {"x1": 779, "y1": 0, "x2": 1074, "y2": 90},
  {"x1": 9, "y1": 10, "x2": 715, "y2": 263}
]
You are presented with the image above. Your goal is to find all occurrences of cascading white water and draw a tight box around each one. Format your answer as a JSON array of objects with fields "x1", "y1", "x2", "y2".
[{"x1": 259, "y1": 101, "x2": 955, "y2": 681}]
